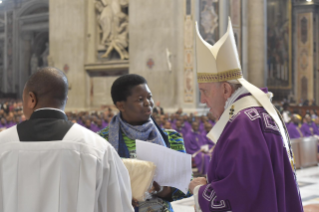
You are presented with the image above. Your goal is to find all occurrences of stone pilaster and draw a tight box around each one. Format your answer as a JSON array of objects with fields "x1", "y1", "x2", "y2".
[{"x1": 247, "y1": 0, "x2": 267, "y2": 88}]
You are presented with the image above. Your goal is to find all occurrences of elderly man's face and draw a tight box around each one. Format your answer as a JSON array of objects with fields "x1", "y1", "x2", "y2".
[{"x1": 199, "y1": 82, "x2": 228, "y2": 120}]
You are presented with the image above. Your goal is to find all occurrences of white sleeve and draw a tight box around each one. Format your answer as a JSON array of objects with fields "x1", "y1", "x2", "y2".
[
  {"x1": 194, "y1": 185, "x2": 203, "y2": 212},
  {"x1": 98, "y1": 145, "x2": 134, "y2": 212}
]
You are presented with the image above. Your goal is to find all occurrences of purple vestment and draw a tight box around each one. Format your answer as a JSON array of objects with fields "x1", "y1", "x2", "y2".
[
  {"x1": 77, "y1": 120, "x2": 84, "y2": 126},
  {"x1": 208, "y1": 120, "x2": 215, "y2": 127},
  {"x1": 173, "y1": 124, "x2": 190, "y2": 137},
  {"x1": 102, "y1": 120, "x2": 108, "y2": 128},
  {"x1": 174, "y1": 127, "x2": 186, "y2": 137},
  {"x1": 199, "y1": 122, "x2": 205, "y2": 133},
  {"x1": 300, "y1": 122, "x2": 319, "y2": 137},
  {"x1": 286, "y1": 122, "x2": 303, "y2": 139},
  {"x1": 184, "y1": 131, "x2": 214, "y2": 174},
  {"x1": 198, "y1": 106, "x2": 303, "y2": 212},
  {"x1": 6, "y1": 122, "x2": 15, "y2": 128},
  {"x1": 184, "y1": 121, "x2": 192, "y2": 130},
  {"x1": 0, "y1": 123, "x2": 6, "y2": 128},
  {"x1": 91, "y1": 124, "x2": 104, "y2": 132}
]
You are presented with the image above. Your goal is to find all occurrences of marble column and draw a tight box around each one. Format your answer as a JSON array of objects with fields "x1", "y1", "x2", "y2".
[
  {"x1": 247, "y1": 0, "x2": 267, "y2": 88},
  {"x1": 49, "y1": 0, "x2": 86, "y2": 109},
  {"x1": 19, "y1": 32, "x2": 33, "y2": 97},
  {"x1": 219, "y1": 0, "x2": 230, "y2": 37}
]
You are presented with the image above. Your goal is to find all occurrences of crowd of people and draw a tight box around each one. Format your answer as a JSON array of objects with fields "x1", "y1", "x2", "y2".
[
  {"x1": 0, "y1": 100, "x2": 25, "y2": 131},
  {"x1": 284, "y1": 109, "x2": 319, "y2": 139},
  {"x1": 5, "y1": 97, "x2": 318, "y2": 174},
  {"x1": 0, "y1": 98, "x2": 317, "y2": 178}
]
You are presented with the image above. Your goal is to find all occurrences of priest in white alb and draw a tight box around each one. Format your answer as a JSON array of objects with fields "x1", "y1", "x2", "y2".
[
  {"x1": 188, "y1": 19, "x2": 303, "y2": 212},
  {"x1": 0, "y1": 67, "x2": 134, "y2": 212}
]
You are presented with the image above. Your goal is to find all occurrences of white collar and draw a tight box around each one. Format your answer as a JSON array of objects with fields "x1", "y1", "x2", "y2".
[
  {"x1": 34, "y1": 107, "x2": 65, "y2": 114},
  {"x1": 224, "y1": 86, "x2": 249, "y2": 109}
]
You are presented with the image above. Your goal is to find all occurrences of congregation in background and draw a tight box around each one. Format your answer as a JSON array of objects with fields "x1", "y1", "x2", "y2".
[{"x1": 3, "y1": 98, "x2": 318, "y2": 175}]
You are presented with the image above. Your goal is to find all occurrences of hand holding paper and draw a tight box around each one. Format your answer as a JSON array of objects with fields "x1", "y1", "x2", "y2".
[{"x1": 136, "y1": 139, "x2": 192, "y2": 194}]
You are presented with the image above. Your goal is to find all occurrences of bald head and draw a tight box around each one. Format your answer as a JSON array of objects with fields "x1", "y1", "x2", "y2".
[{"x1": 23, "y1": 67, "x2": 68, "y2": 119}]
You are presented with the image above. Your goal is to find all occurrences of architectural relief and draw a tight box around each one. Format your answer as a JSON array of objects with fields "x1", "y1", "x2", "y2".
[
  {"x1": 296, "y1": 13, "x2": 313, "y2": 102},
  {"x1": 230, "y1": 0, "x2": 241, "y2": 59},
  {"x1": 95, "y1": 0, "x2": 129, "y2": 60},
  {"x1": 184, "y1": 5, "x2": 195, "y2": 103},
  {"x1": 29, "y1": 33, "x2": 49, "y2": 74},
  {"x1": 41, "y1": 42, "x2": 49, "y2": 67},
  {"x1": 199, "y1": 0, "x2": 219, "y2": 45},
  {"x1": 6, "y1": 11, "x2": 13, "y2": 93},
  {"x1": 267, "y1": 0, "x2": 291, "y2": 89}
]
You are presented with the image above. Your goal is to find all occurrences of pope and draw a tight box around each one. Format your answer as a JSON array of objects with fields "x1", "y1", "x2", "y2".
[{"x1": 188, "y1": 19, "x2": 303, "y2": 212}]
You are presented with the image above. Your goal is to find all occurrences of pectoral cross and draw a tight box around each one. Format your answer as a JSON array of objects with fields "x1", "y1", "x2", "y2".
[{"x1": 229, "y1": 105, "x2": 235, "y2": 119}]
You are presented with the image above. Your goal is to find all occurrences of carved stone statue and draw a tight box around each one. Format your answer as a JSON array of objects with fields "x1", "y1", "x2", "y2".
[
  {"x1": 30, "y1": 53, "x2": 39, "y2": 74},
  {"x1": 96, "y1": 0, "x2": 129, "y2": 60},
  {"x1": 41, "y1": 42, "x2": 49, "y2": 67}
]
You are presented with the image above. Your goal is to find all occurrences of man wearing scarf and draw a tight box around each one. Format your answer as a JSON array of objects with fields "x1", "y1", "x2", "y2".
[
  {"x1": 98, "y1": 74, "x2": 191, "y2": 212},
  {"x1": 188, "y1": 19, "x2": 303, "y2": 212}
]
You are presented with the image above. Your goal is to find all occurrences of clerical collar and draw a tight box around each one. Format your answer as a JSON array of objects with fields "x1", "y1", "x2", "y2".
[
  {"x1": 30, "y1": 108, "x2": 67, "y2": 120},
  {"x1": 35, "y1": 107, "x2": 65, "y2": 114},
  {"x1": 224, "y1": 86, "x2": 249, "y2": 109}
]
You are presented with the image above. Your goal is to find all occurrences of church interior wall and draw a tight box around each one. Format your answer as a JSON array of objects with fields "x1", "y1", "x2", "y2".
[
  {"x1": 293, "y1": 3, "x2": 317, "y2": 105},
  {"x1": 49, "y1": 0, "x2": 87, "y2": 109},
  {"x1": 129, "y1": 0, "x2": 186, "y2": 110},
  {"x1": 0, "y1": 0, "x2": 318, "y2": 110}
]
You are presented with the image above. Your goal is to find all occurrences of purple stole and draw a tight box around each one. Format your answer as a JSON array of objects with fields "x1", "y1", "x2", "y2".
[
  {"x1": 286, "y1": 123, "x2": 303, "y2": 139},
  {"x1": 300, "y1": 122, "x2": 319, "y2": 137}
]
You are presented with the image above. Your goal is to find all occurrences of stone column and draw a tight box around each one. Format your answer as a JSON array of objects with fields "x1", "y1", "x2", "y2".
[
  {"x1": 219, "y1": 0, "x2": 230, "y2": 37},
  {"x1": 49, "y1": 0, "x2": 86, "y2": 109},
  {"x1": 247, "y1": 0, "x2": 267, "y2": 87},
  {"x1": 19, "y1": 32, "x2": 33, "y2": 97}
]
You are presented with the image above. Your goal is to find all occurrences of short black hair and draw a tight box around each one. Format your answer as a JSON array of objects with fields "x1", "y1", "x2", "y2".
[
  {"x1": 111, "y1": 74, "x2": 147, "y2": 105},
  {"x1": 25, "y1": 67, "x2": 68, "y2": 107}
]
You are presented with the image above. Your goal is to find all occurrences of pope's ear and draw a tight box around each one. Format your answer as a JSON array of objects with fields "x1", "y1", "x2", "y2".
[
  {"x1": 222, "y1": 82, "x2": 233, "y2": 99},
  {"x1": 115, "y1": 101, "x2": 125, "y2": 113}
]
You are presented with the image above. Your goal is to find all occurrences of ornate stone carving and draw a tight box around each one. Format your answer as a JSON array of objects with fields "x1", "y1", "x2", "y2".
[
  {"x1": 95, "y1": 0, "x2": 129, "y2": 60},
  {"x1": 30, "y1": 53, "x2": 39, "y2": 74},
  {"x1": 41, "y1": 42, "x2": 49, "y2": 67},
  {"x1": 200, "y1": 0, "x2": 219, "y2": 45}
]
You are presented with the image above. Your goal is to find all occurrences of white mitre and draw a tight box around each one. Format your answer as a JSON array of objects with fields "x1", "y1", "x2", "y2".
[{"x1": 195, "y1": 18, "x2": 290, "y2": 152}]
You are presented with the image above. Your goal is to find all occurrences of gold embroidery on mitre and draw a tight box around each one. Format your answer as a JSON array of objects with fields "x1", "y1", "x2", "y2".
[{"x1": 197, "y1": 69, "x2": 243, "y2": 83}]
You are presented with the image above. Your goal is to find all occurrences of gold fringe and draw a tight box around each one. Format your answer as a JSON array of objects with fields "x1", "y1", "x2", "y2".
[{"x1": 197, "y1": 69, "x2": 243, "y2": 83}]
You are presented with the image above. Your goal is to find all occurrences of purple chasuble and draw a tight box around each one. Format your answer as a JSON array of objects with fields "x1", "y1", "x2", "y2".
[
  {"x1": 286, "y1": 122, "x2": 303, "y2": 139},
  {"x1": 6, "y1": 122, "x2": 15, "y2": 128},
  {"x1": 300, "y1": 122, "x2": 319, "y2": 137},
  {"x1": 199, "y1": 122, "x2": 205, "y2": 133},
  {"x1": 184, "y1": 131, "x2": 212, "y2": 174},
  {"x1": 201, "y1": 131, "x2": 215, "y2": 148},
  {"x1": 77, "y1": 120, "x2": 84, "y2": 126},
  {"x1": 184, "y1": 121, "x2": 192, "y2": 130},
  {"x1": 208, "y1": 120, "x2": 215, "y2": 127},
  {"x1": 91, "y1": 124, "x2": 104, "y2": 132},
  {"x1": 197, "y1": 106, "x2": 303, "y2": 212},
  {"x1": 174, "y1": 127, "x2": 186, "y2": 137},
  {"x1": 102, "y1": 120, "x2": 108, "y2": 128}
]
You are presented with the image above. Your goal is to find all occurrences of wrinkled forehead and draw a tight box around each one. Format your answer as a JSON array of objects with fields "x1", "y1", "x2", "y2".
[{"x1": 198, "y1": 82, "x2": 221, "y2": 90}]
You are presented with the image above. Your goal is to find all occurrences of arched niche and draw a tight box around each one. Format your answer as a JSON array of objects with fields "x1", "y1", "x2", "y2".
[
  {"x1": 17, "y1": 1, "x2": 49, "y2": 18},
  {"x1": 15, "y1": 0, "x2": 49, "y2": 98}
]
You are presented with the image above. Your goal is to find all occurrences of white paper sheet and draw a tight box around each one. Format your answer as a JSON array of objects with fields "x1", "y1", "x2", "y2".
[{"x1": 136, "y1": 139, "x2": 192, "y2": 194}]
